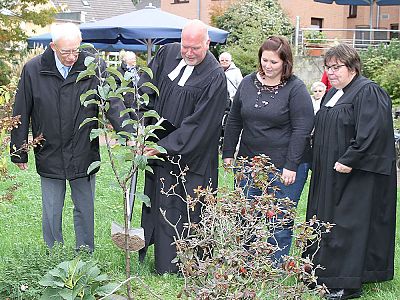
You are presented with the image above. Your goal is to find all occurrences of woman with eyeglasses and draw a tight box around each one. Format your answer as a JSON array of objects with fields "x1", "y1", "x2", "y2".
[
  {"x1": 310, "y1": 81, "x2": 327, "y2": 114},
  {"x1": 222, "y1": 36, "x2": 314, "y2": 263},
  {"x1": 303, "y1": 43, "x2": 396, "y2": 300}
]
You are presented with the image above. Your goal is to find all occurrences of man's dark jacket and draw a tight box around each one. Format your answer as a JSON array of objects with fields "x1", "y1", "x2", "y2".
[{"x1": 11, "y1": 47, "x2": 126, "y2": 180}]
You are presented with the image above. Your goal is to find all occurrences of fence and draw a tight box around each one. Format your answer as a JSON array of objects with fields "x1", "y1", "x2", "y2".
[{"x1": 294, "y1": 20, "x2": 400, "y2": 56}]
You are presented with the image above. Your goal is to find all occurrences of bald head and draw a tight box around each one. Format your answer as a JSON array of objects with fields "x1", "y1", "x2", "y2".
[{"x1": 180, "y1": 19, "x2": 210, "y2": 66}]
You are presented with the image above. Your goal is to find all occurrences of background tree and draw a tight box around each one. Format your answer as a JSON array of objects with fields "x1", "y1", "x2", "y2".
[
  {"x1": 211, "y1": 0, "x2": 294, "y2": 75},
  {"x1": 0, "y1": 0, "x2": 56, "y2": 84}
]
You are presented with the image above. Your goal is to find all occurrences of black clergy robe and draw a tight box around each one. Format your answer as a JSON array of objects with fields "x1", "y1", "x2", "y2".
[
  {"x1": 304, "y1": 75, "x2": 397, "y2": 290},
  {"x1": 138, "y1": 43, "x2": 227, "y2": 274}
]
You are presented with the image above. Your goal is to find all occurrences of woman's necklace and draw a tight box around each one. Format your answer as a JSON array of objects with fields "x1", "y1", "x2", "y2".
[{"x1": 254, "y1": 73, "x2": 287, "y2": 108}]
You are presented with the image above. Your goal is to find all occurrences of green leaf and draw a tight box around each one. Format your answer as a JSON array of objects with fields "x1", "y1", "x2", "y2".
[
  {"x1": 141, "y1": 81, "x2": 159, "y2": 96},
  {"x1": 145, "y1": 165, "x2": 154, "y2": 174},
  {"x1": 39, "y1": 287, "x2": 62, "y2": 299},
  {"x1": 134, "y1": 154, "x2": 148, "y2": 170},
  {"x1": 96, "y1": 283, "x2": 119, "y2": 296},
  {"x1": 76, "y1": 69, "x2": 96, "y2": 83},
  {"x1": 143, "y1": 110, "x2": 160, "y2": 119},
  {"x1": 59, "y1": 288, "x2": 74, "y2": 300},
  {"x1": 120, "y1": 107, "x2": 135, "y2": 118},
  {"x1": 98, "y1": 85, "x2": 107, "y2": 100},
  {"x1": 87, "y1": 161, "x2": 101, "y2": 174},
  {"x1": 84, "y1": 56, "x2": 95, "y2": 67},
  {"x1": 79, "y1": 117, "x2": 99, "y2": 129},
  {"x1": 121, "y1": 119, "x2": 136, "y2": 129},
  {"x1": 136, "y1": 192, "x2": 151, "y2": 207},
  {"x1": 140, "y1": 66, "x2": 153, "y2": 79},
  {"x1": 79, "y1": 89, "x2": 97, "y2": 104},
  {"x1": 83, "y1": 99, "x2": 100, "y2": 107},
  {"x1": 94, "y1": 274, "x2": 108, "y2": 282},
  {"x1": 80, "y1": 43, "x2": 95, "y2": 50},
  {"x1": 140, "y1": 93, "x2": 150, "y2": 106},
  {"x1": 106, "y1": 66, "x2": 124, "y2": 83},
  {"x1": 106, "y1": 75, "x2": 117, "y2": 91},
  {"x1": 89, "y1": 128, "x2": 104, "y2": 141}
]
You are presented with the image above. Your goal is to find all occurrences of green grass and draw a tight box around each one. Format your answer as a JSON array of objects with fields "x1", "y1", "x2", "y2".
[{"x1": 0, "y1": 149, "x2": 399, "y2": 299}]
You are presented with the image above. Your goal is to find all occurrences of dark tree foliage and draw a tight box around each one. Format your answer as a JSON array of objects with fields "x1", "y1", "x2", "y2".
[{"x1": 212, "y1": 0, "x2": 294, "y2": 75}]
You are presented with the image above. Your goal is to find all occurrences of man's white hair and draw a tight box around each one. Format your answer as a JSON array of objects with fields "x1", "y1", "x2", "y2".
[
  {"x1": 219, "y1": 52, "x2": 232, "y2": 61},
  {"x1": 51, "y1": 23, "x2": 82, "y2": 43},
  {"x1": 311, "y1": 81, "x2": 327, "y2": 92}
]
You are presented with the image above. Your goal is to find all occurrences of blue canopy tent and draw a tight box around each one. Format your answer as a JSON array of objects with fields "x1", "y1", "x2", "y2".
[
  {"x1": 29, "y1": 5, "x2": 229, "y2": 63},
  {"x1": 314, "y1": 0, "x2": 400, "y2": 29},
  {"x1": 78, "y1": 5, "x2": 229, "y2": 62},
  {"x1": 27, "y1": 33, "x2": 149, "y2": 52}
]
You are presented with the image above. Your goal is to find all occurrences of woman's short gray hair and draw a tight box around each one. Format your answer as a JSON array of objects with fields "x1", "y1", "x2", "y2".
[
  {"x1": 324, "y1": 43, "x2": 361, "y2": 75},
  {"x1": 311, "y1": 81, "x2": 326, "y2": 92},
  {"x1": 51, "y1": 23, "x2": 82, "y2": 43}
]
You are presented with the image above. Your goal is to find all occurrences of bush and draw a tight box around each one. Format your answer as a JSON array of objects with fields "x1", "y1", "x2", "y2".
[
  {"x1": 376, "y1": 60, "x2": 400, "y2": 106},
  {"x1": 0, "y1": 244, "x2": 94, "y2": 299},
  {"x1": 163, "y1": 155, "x2": 331, "y2": 299},
  {"x1": 0, "y1": 60, "x2": 11, "y2": 86},
  {"x1": 212, "y1": 0, "x2": 294, "y2": 76},
  {"x1": 361, "y1": 39, "x2": 400, "y2": 104}
]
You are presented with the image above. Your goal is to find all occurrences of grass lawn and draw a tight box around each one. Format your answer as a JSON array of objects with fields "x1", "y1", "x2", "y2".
[{"x1": 0, "y1": 149, "x2": 399, "y2": 299}]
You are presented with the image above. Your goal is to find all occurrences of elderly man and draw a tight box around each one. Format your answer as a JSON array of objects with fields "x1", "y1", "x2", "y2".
[
  {"x1": 11, "y1": 23, "x2": 127, "y2": 252},
  {"x1": 219, "y1": 51, "x2": 243, "y2": 101},
  {"x1": 138, "y1": 19, "x2": 228, "y2": 274}
]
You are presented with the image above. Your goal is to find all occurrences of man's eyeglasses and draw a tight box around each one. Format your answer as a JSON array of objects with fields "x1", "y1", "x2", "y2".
[
  {"x1": 54, "y1": 45, "x2": 81, "y2": 56},
  {"x1": 324, "y1": 64, "x2": 346, "y2": 72}
]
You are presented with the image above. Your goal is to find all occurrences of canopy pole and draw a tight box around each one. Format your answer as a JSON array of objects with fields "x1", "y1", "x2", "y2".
[
  {"x1": 147, "y1": 39, "x2": 153, "y2": 64},
  {"x1": 370, "y1": 1, "x2": 374, "y2": 42},
  {"x1": 295, "y1": 16, "x2": 300, "y2": 56}
]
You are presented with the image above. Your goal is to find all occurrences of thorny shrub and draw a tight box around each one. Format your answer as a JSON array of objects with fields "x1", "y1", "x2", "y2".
[{"x1": 162, "y1": 155, "x2": 333, "y2": 299}]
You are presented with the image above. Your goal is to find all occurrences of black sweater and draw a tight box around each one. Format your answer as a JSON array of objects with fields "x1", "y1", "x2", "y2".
[{"x1": 222, "y1": 73, "x2": 314, "y2": 171}]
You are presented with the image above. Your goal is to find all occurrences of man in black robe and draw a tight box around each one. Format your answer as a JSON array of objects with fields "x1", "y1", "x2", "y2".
[
  {"x1": 138, "y1": 20, "x2": 227, "y2": 274},
  {"x1": 304, "y1": 44, "x2": 396, "y2": 299}
]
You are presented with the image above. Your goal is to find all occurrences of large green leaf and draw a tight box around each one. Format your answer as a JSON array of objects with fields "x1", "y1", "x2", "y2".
[
  {"x1": 141, "y1": 81, "x2": 159, "y2": 96},
  {"x1": 79, "y1": 89, "x2": 97, "y2": 104},
  {"x1": 58, "y1": 288, "x2": 74, "y2": 300},
  {"x1": 143, "y1": 110, "x2": 160, "y2": 119},
  {"x1": 89, "y1": 128, "x2": 104, "y2": 142},
  {"x1": 95, "y1": 282, "x2": 119, "y2": 296},
  {"x1": 106, "y1": 66, "x2": 124, "y2": 83},
  {"x1": 84, "y1": 56, "x2": 95, "y2": 67},
  {"x1": 87, "y1": 161, "x2": 101, "y2": 174},
  {"x1": 39, "y1": 287, "x2": 62, "y2": 299},
  {"x1": 136, "y1": 192, "x2": 151, "y2": 207},
  {"x1": 106, "y1": 75, "x2": 117, "y2": 91},
  {"x1": 79, "y1": 117, "x2": 99, "y2": 129},
  {"x1": 140, "y1": 66, "x2": 153, "y2": 79},
  {"x1": 76, "y1": 69, "x2": 96, "y2": 83},
  {"x1": 83, "y1": 99, "x2": 100, "y2": 108}
]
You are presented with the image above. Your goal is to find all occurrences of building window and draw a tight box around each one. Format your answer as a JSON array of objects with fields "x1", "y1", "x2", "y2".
[
  {"x1": 390, "y1": 24, "x2": 399, "y2": 39},
  {"x1": 171, "y1": 0, "x2": 189, "y2": 3},
  {"x1": 349, "y1": 5, "x2": 357, "y2": 18},
  {"x1": 311, "y1": 18, "x2": 323, "y2": 30}
]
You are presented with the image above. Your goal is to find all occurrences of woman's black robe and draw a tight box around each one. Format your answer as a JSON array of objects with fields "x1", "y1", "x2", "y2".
[
  {"x1": 137, "y1": 43, "x2": 227, "y2": 274},
  {"x1": 304, "y1": 75, "x2": 397, "y2": 289}
]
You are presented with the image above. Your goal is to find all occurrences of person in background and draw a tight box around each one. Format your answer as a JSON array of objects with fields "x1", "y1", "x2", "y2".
[
  {"x1": 218, "y1": 51, "x2": 243, "y2": 147},
  {"x1": 304, "y1": 43, "x2": 396, "y2": 300},
  {"x1": 310, "y1": 81, "x2": 327, "y2": 114},
  {"x1": 118, "y1": 51, "x2": 140, "y2": 114},
  {"x1": 219, "y1": 51, "x2": 243, "y2": 102},
  {"x1": 222, "y1": 36, "x2": 314, "y2": 263},
  {"x1": 321, "y1": 69, "x2": 332, "y2": 91},
  {"x1": 138, "y1": 19, "x2": 227, "y2": 274},
  {"x1": 10, "y1": 23, "x2": 129, "y2": 252}
]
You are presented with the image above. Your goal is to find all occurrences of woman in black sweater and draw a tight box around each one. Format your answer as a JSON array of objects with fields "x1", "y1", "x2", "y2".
[{"x1": 222, "y1": 36, "x2": 314, "y2": 263}]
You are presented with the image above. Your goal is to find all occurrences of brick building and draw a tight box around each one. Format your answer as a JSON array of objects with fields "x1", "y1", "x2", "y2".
[{"x1": 161, "y1": 0, "x2": 399, "y2": 40}]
